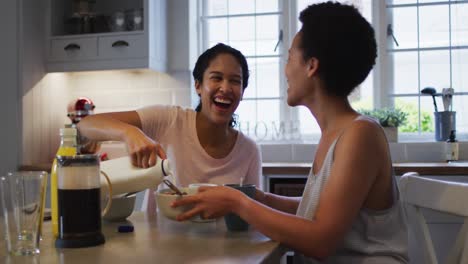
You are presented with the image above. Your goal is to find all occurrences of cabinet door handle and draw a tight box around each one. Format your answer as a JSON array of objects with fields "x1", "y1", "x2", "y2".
[
  {"x1": 64, "y1": 43, "x2": 81, "y2": 51},
  {"x1": 112, "y1": 40, "x2": 129, "y2": 47}
]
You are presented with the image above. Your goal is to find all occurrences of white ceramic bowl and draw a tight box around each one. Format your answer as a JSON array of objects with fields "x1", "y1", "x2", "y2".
[
  {"x1": 187, "y1": 183, "x2": 218, "y2": 222},
  {"x1": 102, "y1": 194, "x2": 136, "y2": 222},
  {"x1": 156, "y1": 187, "x2": 194, "y2": 220}
]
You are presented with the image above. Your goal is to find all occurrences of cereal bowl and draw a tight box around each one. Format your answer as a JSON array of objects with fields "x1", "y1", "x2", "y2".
[
  {"x1": 102, "y1": 194, "x2": 136, "y2": 222},
  {"x1": 156, "y1": 187, "x2": 195, "y2": 220},
  {"x1": 187, "y1": 183, "x2": 218, "y2": 222}
]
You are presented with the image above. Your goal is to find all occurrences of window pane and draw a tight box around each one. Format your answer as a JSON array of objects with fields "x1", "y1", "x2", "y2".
[
  {"x1": 205, "y1": 18, "x2": 228, "y2": 45},
  {"x1": 451, "y1": 3, "x2": 468, "y2": 46},
  {"x1": 204, "y1": 0, "x2": 279, "y2": 16},
  {"x1": 451, "y1": 96, "x2": 468, "y2": 133},
  {"x1": 204, "y1": 0, "x2": 228, "y2": 16},
  {"x1": 391, "y1": 7, "x2": 418, "y2": 50},
  {"x1": 419, "y1": 50, "x2": 450, "y2": 91},
  {"x1": 244, "y1": 58, "x2": 257, "y2": 99},
  {"x1": 298, "y1": 0, "x2": 371, "y2": 21},
  {"x1": 228, "y1": 17, "x2": 256, "y2": 56},
  {"x1": 386, "y1": 0, "x2": 416, "y2": 4},
  {"x1": 236, "y1": 99, "x2": 256, "y2": 125},
  {"x1": 256, "y1": 15, "x2": 279, "y2": 56},
  {"x1": 245, "y1": 57, "x2": 280, "y2": 99},
  {"x1": 228, "y1": 0, "x2": 255, "y2": 15},
  {"x1": 256, "y1": 0, "x2": 279, "y2": 13},
  {"x1": 419, "y1": 5, "x2": 449, "y2": 48},
  {"x1": 394, "y1": 97, "x2": 435, "y2": 133},
  {"x1": 236, "y1": 99, "x2": 282, "y2": 141},
  {"x1": 257, "y1": 99, "x2": 280, "y2": 124},
  {"x1": 393, "y1": 51, "x2": 418, "y2": 94},
  {"x1": 418, "y1": 0, "x2": 446, "y2": 3},
  {"x1": 452, "y1": 49, "x2": 468, "y2": 93}
]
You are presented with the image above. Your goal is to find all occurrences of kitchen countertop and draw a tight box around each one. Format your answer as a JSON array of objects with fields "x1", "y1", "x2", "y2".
[
  {"x1": 1, "y1": 212, "x2": 287, "y2": 263},
  {"x1": 263, "y1": 162, "x2": 468, "y2": 176},
  {"x1": 20, "y1": 161, "x2": 468, "y2": 176}
]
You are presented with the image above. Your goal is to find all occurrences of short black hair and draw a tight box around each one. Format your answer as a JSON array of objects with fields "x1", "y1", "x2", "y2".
[
  {"x1": 299, "y1": 2, "x2": 377, "y2": 97},
  {"x1": 192, "y1": 43, "x2": 249, "y2": 127}
]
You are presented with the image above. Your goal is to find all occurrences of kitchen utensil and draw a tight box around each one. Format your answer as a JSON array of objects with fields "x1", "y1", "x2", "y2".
[
  {"x1": 442, "y1": 88, "x2": 454, "y2": 112},
  {"x1": 434, "y1": 111, "x2": 456, "y2": 141},
  {"x1": 67, "y1": 97, "x2": 95, "y2": 124},
  {"x1": 163, "y1": 179, "x2": 186, "y2": 196},
  {"x1": 421, "y1": 87, "x2": 439, "y2": 112},
  {"x1": 55, "y1": 154, "x2": 112, "y2": 248}
]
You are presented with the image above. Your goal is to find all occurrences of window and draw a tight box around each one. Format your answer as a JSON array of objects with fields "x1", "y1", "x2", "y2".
[
  {"x1": 199, "y1": 0, "x2": 289, "y2": 142},
  {"x1": 386, "y1": 0, "x2": 468, "y2": 140},
  {"x1": 198, "y1": 0, "x2": 468, "y2": 142}
]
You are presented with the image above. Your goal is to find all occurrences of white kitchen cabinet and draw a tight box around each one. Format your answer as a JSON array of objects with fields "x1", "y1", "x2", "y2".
[{"x1": 46, "y1": 0, "x2": 166, "y2": 72}]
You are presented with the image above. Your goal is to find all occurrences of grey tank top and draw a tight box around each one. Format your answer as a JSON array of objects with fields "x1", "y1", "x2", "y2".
[{"x1": 294, "y1": 133, "x2": 409, "y2": 264}]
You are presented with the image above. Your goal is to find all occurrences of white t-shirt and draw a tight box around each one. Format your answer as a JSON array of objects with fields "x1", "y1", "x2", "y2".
[{"x1": 137, "y1": 105, "x2": 262, "y2": 188}]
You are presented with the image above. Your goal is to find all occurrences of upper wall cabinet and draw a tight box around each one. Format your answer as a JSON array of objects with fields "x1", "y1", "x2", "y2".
[{"x1": 46, "y1": 0, "x2": 166, "y2": 72}]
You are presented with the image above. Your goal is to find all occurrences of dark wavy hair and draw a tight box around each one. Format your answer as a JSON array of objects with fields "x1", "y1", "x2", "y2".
[
  {"x1": 192, "y1": 43, "x2": 249, "y2": 127},
  {"x1": 299, "y1": 2, "x2": 377, "y2": 97}
]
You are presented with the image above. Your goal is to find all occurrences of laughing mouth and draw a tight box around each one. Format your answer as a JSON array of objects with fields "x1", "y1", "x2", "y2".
[{"x1": 213, "y1": 97, "x2": 232, "y2": 109}]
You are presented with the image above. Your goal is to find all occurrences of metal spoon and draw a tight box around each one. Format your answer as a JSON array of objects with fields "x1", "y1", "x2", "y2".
[{"x1": 163, "y1": 179, "x2": 186, "y2": 196}]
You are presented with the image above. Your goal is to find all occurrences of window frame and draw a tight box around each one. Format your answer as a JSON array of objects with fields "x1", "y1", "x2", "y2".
[
  {"x1": 197, "y1": 0, "x2": 302, "y2": 142},
  {"x1": 382, "y1": 0, "x2": 468, "y2": 141},
  {"x1": 195, "y1": 0, "x2": 468, "y2": 142}
]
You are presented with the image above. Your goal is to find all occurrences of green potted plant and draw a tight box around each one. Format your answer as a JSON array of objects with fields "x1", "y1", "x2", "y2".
[{"x1": 358, "y1": 108, "x2": 408, "y2": 142}]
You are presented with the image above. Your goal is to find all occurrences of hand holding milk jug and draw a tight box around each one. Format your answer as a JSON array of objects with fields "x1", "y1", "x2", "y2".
[{"x1": 100, "y1": 156, "x2": 171, "y2": 196}]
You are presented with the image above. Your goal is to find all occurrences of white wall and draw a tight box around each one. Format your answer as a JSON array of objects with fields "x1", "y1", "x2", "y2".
[{"x1": 22, "y1": 70, "x2": 191, "y2": 165}]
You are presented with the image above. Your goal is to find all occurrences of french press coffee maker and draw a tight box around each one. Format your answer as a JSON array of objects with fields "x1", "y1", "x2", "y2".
[{"x1": 55, "y1": 155, "x2": 111, "y2": 248}]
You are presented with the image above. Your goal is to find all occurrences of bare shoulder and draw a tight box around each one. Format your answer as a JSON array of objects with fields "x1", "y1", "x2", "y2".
[
  {"x1": 334, "y1": 115, "x2": 388, "y2": 164},
  {"x1": 342, "y1": 116, "x2": 384, "y2": 142}
]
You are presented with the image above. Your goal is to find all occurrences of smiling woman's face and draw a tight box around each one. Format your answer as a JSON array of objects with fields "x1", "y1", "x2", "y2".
[{"x1": 195, "y1": 53, "x2": 244, "y2": 126}]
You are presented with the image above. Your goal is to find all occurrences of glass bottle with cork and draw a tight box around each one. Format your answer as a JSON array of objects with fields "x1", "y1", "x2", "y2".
[{"x1": 445, "y1": 130, "x2": 459, "y2": 162}]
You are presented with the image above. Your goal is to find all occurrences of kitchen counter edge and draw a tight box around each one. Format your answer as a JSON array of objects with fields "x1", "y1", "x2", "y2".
[{"x1": 20, "y1": 162, "x2": 468, "y2": 176}]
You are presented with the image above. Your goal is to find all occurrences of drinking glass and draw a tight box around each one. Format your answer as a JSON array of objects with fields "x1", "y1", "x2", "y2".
[{"x1": 0, "y1": 171, "x2": 48, "y2": 256}]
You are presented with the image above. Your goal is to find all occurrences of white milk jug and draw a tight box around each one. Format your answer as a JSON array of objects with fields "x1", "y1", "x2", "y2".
[{"x1": 100, "y1": 156, "x2": 171, "y2": 196}]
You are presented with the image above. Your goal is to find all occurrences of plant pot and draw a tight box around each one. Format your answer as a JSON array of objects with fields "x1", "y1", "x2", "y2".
[{"x1": 383, "y1": 126, "x2": 398, "y2": 142}]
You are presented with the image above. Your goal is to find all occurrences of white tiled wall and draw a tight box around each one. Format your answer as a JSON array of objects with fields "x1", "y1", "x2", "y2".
[
  {"x1": 22, "y1": 70, "x2": 191, "y2": 165},
  {"x1": 260, "y1": 142, "x2": 468, "y2": 163}
]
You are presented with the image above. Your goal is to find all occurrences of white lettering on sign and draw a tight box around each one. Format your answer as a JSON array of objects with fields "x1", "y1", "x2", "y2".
[{"x1": 237, "y1": 121, "x2": 302, "y2": 142}]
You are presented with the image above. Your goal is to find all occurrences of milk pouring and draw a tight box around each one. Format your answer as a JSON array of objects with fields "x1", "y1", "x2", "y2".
[{"x1": 99, "y1": 156, "x2": 171, "y2": 196}]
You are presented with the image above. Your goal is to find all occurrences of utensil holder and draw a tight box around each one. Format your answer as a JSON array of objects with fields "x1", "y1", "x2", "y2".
[{"x1": 434, "y1": 111, "x2": 456, "y2": 141}]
